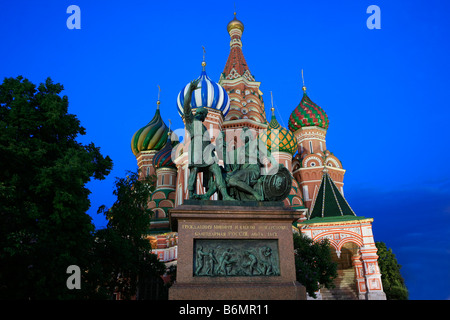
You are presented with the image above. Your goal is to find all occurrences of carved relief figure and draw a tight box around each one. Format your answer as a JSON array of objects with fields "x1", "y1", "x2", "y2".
[
  {"x1": 205, "y1": 249, "x2": 218, "y2": 276},
  {"x1": 217, "y1": 248, "x2": 235, "y2": 276},
  {"x1": 195, "y1": 245, "x2": 208, "y2": 276}
]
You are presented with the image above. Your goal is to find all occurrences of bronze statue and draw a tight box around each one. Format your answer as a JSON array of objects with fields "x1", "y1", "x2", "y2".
[
  {"x1": 225, "y1": 128, "x2": 271, "y2": 201},
  {"x1": 182, "y1": 80, "x2": 292, "y2": 202},
  {"x1": 224, "y1": 127, "x2": 291, "y2": 202},
  {"x1": 183, "y1": 80, "x2": 234, "y2": 201}
]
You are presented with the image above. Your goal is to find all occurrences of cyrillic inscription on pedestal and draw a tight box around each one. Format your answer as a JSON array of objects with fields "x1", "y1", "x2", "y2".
[{"x1": 193, "y1": 239, "x2": 280, "y2": 277}]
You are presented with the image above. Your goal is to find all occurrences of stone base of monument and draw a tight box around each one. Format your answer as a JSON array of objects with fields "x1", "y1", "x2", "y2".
[{"x1": 168, "y1": 200, "x2": 306, "y2": 300}]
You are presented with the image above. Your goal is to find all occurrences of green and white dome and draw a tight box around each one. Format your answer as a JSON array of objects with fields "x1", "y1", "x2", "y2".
[{"x1": 131, "y1": 103, "x2": 169, "y2": 156}]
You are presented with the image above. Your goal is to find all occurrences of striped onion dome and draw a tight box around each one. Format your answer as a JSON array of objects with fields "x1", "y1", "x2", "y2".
[
  {"x1": 153, "y1": 133, "x2": 176, "y2": 169},
  {"x1": 260, "y1": 109, "x2": 298, "y2": 155},
  {"x1": 288, "y1": 91, "x2": 329, "y2": 132},
  {"x1": 131, "y1": 103, "x2": 169, "y2": 156},
  {"x1": 176, "y1": 68, "x2": 230, "y2": 117}
]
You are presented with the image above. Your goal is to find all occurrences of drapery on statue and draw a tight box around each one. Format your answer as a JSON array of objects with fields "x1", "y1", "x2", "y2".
[{"x1": 183, "y1": 80, "x2": 234, "y2": 201}]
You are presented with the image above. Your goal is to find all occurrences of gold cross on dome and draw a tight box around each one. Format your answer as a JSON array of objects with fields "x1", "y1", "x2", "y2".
[{"x1": 301, "y1": 69, "x2": 307, "y2": 92}]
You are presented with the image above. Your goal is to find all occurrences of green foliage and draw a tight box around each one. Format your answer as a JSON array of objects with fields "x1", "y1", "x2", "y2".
[
  {"x1": 0, "y1": 76, "x2": 113, "y2": 299},
  {"x1": 376, "y1": 241, "x2": 409, "y2": 300},
  {"x1": 93, "y1": 171, "x2": 166, "y2": 299},
  {"x1": 293, "y1": 233, "x2": 337, "y2": 298}
]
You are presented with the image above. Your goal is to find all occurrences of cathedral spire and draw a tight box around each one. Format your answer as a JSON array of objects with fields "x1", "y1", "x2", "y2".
[
  {"x1": 202, "y1": 46, "x2": 206, "y2": 71},
  {"x1": 301, "y1": 69, "x2": 307, "y2": 93},
  {"x1": 220, "y1": 13, "x2": 266, "y2": 126},
  {"x1": 271, "y1": 91, "x2": 274, "y2": 115},
  {"x1": 222, "y1": 12, "x2": 254, "y2": 81},
  {"x1": 157, "y1": 85, "x2": 161, "y2": 109}
]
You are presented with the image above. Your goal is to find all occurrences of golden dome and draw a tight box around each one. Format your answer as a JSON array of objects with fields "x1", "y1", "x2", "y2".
[{"x1": 227, "y1": 12, "x2": 244, "y2": 33}]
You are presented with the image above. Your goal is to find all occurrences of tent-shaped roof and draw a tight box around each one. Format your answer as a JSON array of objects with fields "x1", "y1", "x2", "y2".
[{"x1": 308, "y1": 170, "x2": 357, "y2": 220}]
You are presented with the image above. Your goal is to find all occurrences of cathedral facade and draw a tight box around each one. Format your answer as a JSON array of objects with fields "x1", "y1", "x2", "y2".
[{"x1": 130, "y1": 13, "x2": 385, "y2": 300}]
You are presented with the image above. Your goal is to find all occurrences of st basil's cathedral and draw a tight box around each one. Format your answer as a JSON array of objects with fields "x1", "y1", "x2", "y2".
[{"x1": 130, "y1": 13, "x2": 386, "y2": 300}]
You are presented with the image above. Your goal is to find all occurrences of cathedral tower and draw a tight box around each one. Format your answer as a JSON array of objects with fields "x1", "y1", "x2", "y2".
[
  {"x1": 299, "y1": 167, "x2": 386, "y2": 300},
  {"x1": 219, "y1": 13, "x2": 268, "y2": 135},
  {"x1": 131, "y1": 98, "x2": 169, "y2": 180},
  {"x1": 289, "y1": 83, "x2": 345, "y2": 210},
  {"x1": 260, "y1": 107, "x2": 306, "y2": 211}
]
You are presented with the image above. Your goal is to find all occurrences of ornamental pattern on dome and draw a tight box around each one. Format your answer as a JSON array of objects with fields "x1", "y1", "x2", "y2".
[
  {"x1": 176, "y1": 69, "x2": 230, "y2": 117},
  {"x1": 260, "y1": 113, "x2": 298, "y2": 155},
  {"x1": 153, "y1": 134, "x2": 176, "y2": 170},
  {"x1": 288, "y1": 92, "x2": 329, "y2": 132},
  {"x1": 131, "y1": 107, "x2": 169, "y2": 156}
]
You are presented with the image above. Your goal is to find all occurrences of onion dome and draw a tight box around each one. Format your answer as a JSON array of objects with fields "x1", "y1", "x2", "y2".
[
  {"x1": 260, "y1": 108, "x2": 298, "y2": 155},
  {"x1": 131, "y1": 101, "x2": 169, "y2": 156},
  {"x1": 227, "y1": 12, "x2": 244, "y2": 33},
  {"x1": 153, "y1": 132, "x2": 176, "y2": 170},
  {"x1": 176, "y1": 64, "x2": 230, "y2": 117},
  {"x1": 288, "y1": 89, "x2": 329, "y2": 132}
]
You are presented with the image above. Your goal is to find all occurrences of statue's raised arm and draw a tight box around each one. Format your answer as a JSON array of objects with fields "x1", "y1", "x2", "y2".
[{"x1": 183, "y1": 79, "x2": 200, "y2": 123}]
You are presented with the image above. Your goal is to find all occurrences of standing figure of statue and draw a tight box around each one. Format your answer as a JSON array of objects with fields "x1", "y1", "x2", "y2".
[{"x1": 183, "y1": 80, "x2": 234, "y2": 201}]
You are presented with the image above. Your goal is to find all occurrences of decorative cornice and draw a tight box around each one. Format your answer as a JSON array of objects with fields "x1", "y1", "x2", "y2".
[
  {"x1": 300, "y1": 217, "x2": 373, "y2": 227},
  {"x1": 222, "y1": 118, "x2": 268, "y2": 129},
  {"x1": 219, "y1": 77, "x2": 262, "y2": 88}
]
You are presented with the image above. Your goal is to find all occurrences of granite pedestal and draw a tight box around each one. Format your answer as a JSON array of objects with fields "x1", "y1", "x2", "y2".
[{"x1": 168, "y1": 200, "x2": 306, "y2": 300}]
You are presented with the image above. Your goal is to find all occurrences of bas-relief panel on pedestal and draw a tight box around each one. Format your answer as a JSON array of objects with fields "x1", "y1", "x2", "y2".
[{"x1": 193, "y1": 239, "x2": 280, "y2": 277}]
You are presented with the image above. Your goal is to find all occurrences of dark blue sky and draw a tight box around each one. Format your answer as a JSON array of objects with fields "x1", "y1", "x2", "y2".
[{"x1": 1, "y1": 0, "x2": 449, "y2": 300}]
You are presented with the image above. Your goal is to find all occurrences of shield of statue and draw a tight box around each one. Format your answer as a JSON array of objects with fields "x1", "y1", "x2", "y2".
[{"x1": 262, "y1": 166, "x2": 292, "y2": 201}]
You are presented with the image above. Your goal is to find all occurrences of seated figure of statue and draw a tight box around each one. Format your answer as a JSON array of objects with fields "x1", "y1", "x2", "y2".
[{"x1": 224, "y1": 127, "x2": 281, "y2": 201}]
